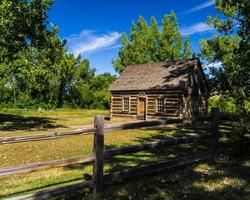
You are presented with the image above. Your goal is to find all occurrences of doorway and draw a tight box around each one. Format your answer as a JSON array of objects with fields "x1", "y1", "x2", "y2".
[{"x1": 137, "y1": 98, "x2": 146, "y2": 120}]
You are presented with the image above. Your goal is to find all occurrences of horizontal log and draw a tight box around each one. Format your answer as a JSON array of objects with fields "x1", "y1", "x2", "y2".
[
  {"x1": 112, "y1": 111, "x2": 122, "y2": 114},
  {"x1": 104, "y1": 120, "x2": 167, "y2": 132},
  {"x1": 111, "y1": 102, "x2": 122, "y2": 105},
  {"x1": 7, "y1": 152, "x2": 210, "y2": 200},
  {"x1": 0, "y1": 128, "x2": 94, "y2": 145},
  {"x1": 112, "y1": 105, "x2": 122, "y2": 109},
  {"x1": 112, "y1": 100, "x2": 122, "y2": 104},
  {"x1": 7, "y1": 180, "x2": 94, "y2": 200},
  {"x1": 0, "y1": 155, "x2": 94, "y2": 178},
  {"x1": 147, "y1": 100, "x2": 156, "y2": 102},
  {"x1": 0, "y1": 131, "x2": 212, "y2": 178},
  {"x1": 104, "y1": 151, "x2": 212, "y2": 183},
  {"x1": 0, "y1": 119, "x2": 180, "y2": 145},
  {"x1": 112, "y1": 110, "x2": 122, "y2": 113},
  {"x1": 104, "y1": 133, "x2": 214, "y2": 157},
  {"x1": 164, "y1": 109, "x2": 179, "y2": 114},
  {"x1": 130, "y1": 105, "x2": 137, "y2": 108}
]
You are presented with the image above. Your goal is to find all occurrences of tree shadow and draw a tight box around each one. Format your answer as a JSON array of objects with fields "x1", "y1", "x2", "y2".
[
  {"x1": 0, "y1": 177, "x2": 84, "y2": 199},
  {"x1": 0, "y1": 113, "x2": 66, "y2": 132},
  {"x1": 5, "y1": 122, "x2": 249, "y2": 200}
]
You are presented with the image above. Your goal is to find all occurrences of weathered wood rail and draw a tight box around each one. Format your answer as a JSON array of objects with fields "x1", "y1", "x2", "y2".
[
  {"x1": 0, "y1": 132, "x2": 213, "y2": 178},
  {"x1": 0, "y1": 119, "x2": 179, "y2": 145},
  {"x1": 2, "y1": 108, "x2": 220, "y2": 200}
]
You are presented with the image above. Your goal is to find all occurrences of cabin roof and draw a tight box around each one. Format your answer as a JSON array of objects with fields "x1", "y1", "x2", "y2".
[{"x1": 109, "y1": 58, "x2": 203, "y2": 92}]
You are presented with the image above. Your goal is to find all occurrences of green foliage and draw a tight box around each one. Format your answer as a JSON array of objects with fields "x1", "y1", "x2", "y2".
[
  {"x1": 201, "y1": 0, "x2": 250, "y2": 114},
  {"x1": 208, "y1": 95, "x2": 238, "y2": 113},
  {"x1": 113, "y1": 12, "x2": 193, "y2": 73},
  {"x1": 0, "y1": 0, "x2": 116, "y2": 109},
  {"x1": 182, "y1": 37, "x2": 193, "y2": 59},
  {"x1": 0, "y1": 0, "x2": 56, "y2": 61}
]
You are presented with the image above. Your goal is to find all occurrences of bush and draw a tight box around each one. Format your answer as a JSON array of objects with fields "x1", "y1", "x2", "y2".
[{"x1": 208, "y1": 95, "x2": 238, "y2": 113}]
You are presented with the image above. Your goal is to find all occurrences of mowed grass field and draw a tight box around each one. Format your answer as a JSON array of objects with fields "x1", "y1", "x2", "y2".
[
  {"x1": 0, "y1": 109, "x2": 135, "y2": 137},
  {"x1": 0, "y1": 109, "x2": 249, "y2": 199}
]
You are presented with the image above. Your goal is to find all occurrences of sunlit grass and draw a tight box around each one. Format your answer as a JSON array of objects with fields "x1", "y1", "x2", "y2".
[
  {"x1": 0, "y1": 109, "x2": 136, "y2": 137},
  {"x1": 0, "y1": 123, "x2": 212, "y2": 198},
  {"x1": 0, "y1": 110, "x2": 248, "y2": 199}
]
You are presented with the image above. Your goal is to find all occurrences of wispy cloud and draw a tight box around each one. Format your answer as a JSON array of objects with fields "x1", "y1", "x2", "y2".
[
  {"x1": 180, "y1": 22, "x2": 215, "y2": 36},
  {"x1": 65, "y1": 30, "x2": 121, "y2": 56},
  {"x1": 185, "y1": 0, "x2": 215, "y2": 14}
]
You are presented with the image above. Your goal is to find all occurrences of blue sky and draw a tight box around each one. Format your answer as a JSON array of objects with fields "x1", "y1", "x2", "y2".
[{"x1": 48, "y1": 0, "x2": 218, "y2": 74}]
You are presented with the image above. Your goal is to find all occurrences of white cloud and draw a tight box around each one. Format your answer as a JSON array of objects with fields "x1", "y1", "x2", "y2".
[
  {"x1": 185, "y1": 0, "x2": 215, "y2": 14},
  {"x1": 180, "y1": 22, "x2": 215, "y2": 36},
  {"x1": 65, "y1": 30, "x2": 121, "y2": 56}
]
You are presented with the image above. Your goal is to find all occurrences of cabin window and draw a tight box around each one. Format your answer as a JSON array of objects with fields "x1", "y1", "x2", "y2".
[
  {"x1": 123, "y1": 97, "x2": 129, "y2": 111},
  {"x1": 157, "y1": 98, "x2": 164, "y2": 113}
]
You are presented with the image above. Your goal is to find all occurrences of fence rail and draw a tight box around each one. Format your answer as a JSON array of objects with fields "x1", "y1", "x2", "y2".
[
  {"x1": 7, "y1": 152, "x2": 212, "y2": 200},
  {"x1": 2, "y1": 108, "x2": 220, "y2": 200},
  {"x1": 0, "y1": 119, "x2": 179, "y2": 145},
  {"x1": 0, "y1": 132, "x2": 214, "y2": 178}
]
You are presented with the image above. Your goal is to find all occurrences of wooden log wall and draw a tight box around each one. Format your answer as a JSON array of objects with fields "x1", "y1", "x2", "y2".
[
  {"x1": 111, "y1": 90, "x2": 182, "y2": 118},
  {"x1": 111, "y1": 96, "x2": 123, "y2": 114}
]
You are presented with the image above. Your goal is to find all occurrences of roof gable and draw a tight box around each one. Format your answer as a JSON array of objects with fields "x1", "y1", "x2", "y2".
[{"x1": 109, "y1": 59, "x2": 201, "y2": 92}]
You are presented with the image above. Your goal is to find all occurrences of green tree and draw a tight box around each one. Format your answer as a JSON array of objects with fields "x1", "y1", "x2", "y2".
[
  {"x1": 0, "y1": 0, "x2": 116, "y2": 109},
  {"x1": 113, "y1": 11, "x2": 188, "y2": 73},
  {"x1": 158, "y1": 11, "x2": 182, "y2": 61},
  {"x1": 201, "y1": 0, "x2": 250, "y2": 113},
  {"x1": 149, "y1": 16, "x2": 161, "y2": 61},
  {"x1": 0, "y1": 0, "x2": 56, "y2": 61},
  {"x1": 182, "y1": 36, "x2": 193, "y2": 59},
  {"x1": 89, "y1": 73, "x2": 116, "y2": 109}
]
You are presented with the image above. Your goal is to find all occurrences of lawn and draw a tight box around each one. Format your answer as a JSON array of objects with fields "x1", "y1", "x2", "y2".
[
  {"x1": 0, "y1": 109, "x2": 134, "y2": 137},
  {"x1": 0, "y1": 109, "x2": 249, "y2": 199}
]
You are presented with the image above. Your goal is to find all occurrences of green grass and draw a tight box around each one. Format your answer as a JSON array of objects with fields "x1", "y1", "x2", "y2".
[
  {"x1": 81, "y1": 157, "x2": 250, "y2": 200},
  {"x1": 0, "y1": 109, "x2": 249, "y2": 199},
  {"x1": 0, "y1": 109, "x2": 114, "y2": 137},
  {"x1": 0, "y1": 122, "x2": 213, "y2": 198}
]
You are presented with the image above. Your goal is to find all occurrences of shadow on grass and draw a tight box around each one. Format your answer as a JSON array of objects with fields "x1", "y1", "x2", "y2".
[
  {"x1": 59, "y1": 122, "x2": 250, "y2": 200},
  {"x1": 4, "y1": 122, "x2": 250, "y2": 200},
  {"x1": 55, "y1": 157, "x2": 250, "y2": 200},
  {"x1": 1, "y1": 177, "x2": 84, "y2": 199},
  {"x1": 0, "y1": 113, "x2": 65, "y2": 132}
]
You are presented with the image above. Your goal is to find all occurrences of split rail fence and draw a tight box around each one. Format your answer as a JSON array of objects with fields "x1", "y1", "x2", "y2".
[{"x1": 1, "y1": 108, "x2": 220, "y2": 200}]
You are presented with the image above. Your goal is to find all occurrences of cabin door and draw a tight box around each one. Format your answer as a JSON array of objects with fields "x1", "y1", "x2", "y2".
[{"x1": 137, "y1": 98, "x2": 146, "y2": 120}]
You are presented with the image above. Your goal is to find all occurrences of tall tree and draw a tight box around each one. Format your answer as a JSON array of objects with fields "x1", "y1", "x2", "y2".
[
  {"x1": 149, "y1": 16, "x2": 161, "y2": 61},
  {"x1": 0, "y1": 0, "x2": 116, "y2": 109},
  {"x1": 182, "y1": 37, "x2": 193, "y2": 59},
  {"x1": 158, "y1": 11, "x2": 182, "y2": 61},
  {"x1": 0, "y1": 0, "x2": 56, "y2": 61},
  {"x1": 113, "y1": 11, "x2": 188, "y2": 73},
  {"x1": 201, "y1": 0, "x2": 250, "y2": 113}
]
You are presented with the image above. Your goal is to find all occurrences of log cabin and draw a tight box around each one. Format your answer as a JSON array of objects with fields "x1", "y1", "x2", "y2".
[{"x1": 109, "y1": 58, "x2": 209, "y2": 121}]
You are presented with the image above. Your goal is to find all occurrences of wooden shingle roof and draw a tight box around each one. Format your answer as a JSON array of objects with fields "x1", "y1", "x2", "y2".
[{"x1": 109, "y1": 58, "x2": 200, "y2": 92}]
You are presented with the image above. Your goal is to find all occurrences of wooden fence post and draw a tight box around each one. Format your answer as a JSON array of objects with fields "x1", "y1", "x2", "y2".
[
  {"x1": 211, "y1": 107, "x2": 220, "y2": 162},
  {"x1": 93, "y1": 115, "x2": 104, "y2": 197}
]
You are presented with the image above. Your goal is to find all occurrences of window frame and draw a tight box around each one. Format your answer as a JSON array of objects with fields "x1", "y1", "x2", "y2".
[
  {"x1": 157, "y1": 98, "x2": 165, "y2": 113},
  {"x1": 123, "y1": 97, "x2": 130, "y2": 112}
]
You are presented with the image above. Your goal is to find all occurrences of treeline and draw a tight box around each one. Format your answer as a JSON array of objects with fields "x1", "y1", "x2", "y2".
[
  {"x1": 0, "y1": 0, "x2": 116, "y2": 109},
  {"x1": 1, "y1": 0, "x2": 249, "y2": 112},
  {"x1": 113, "y1": 12, "x2": 193, "y2": 73}
]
